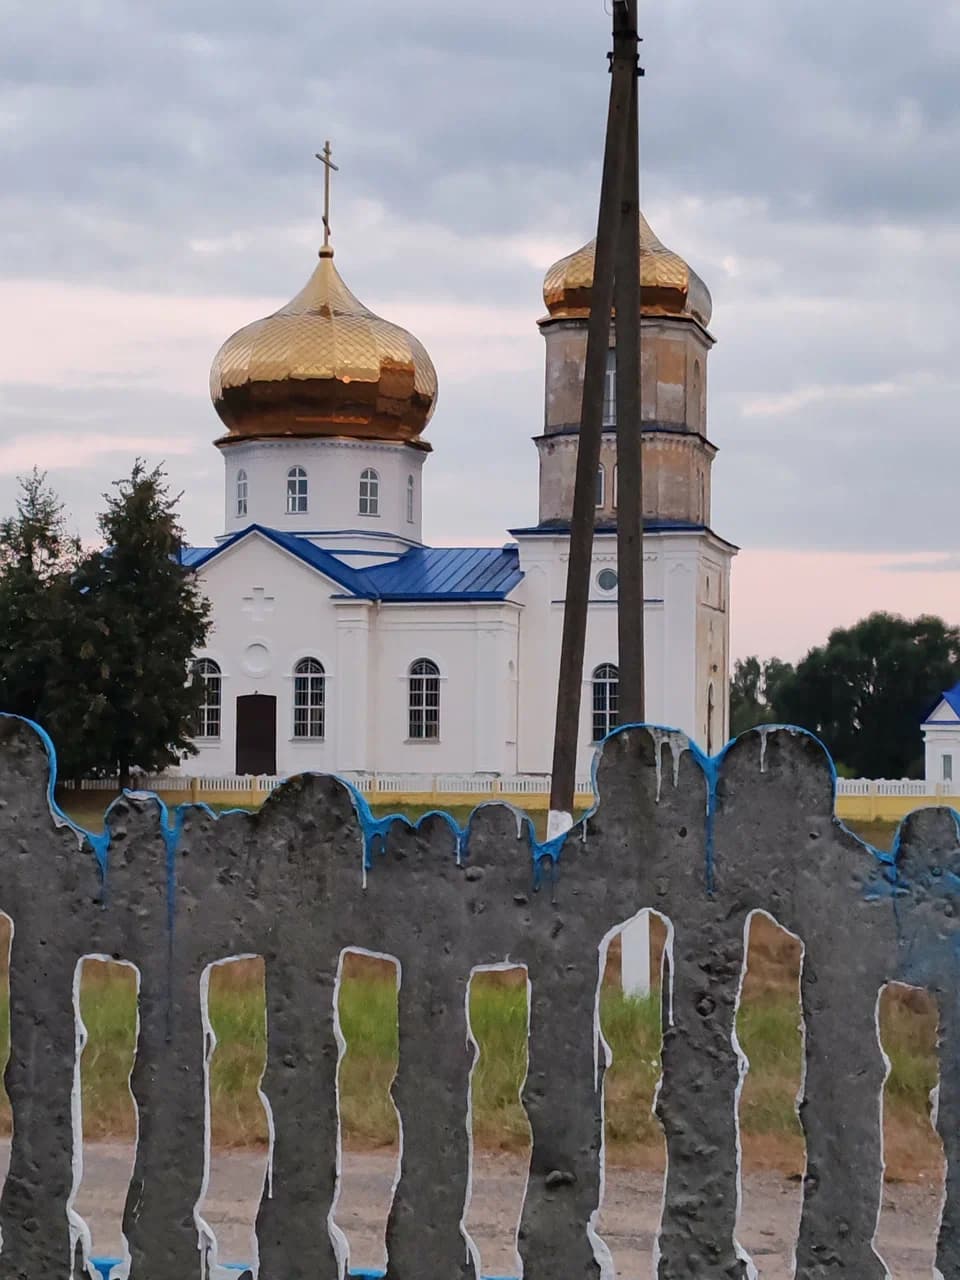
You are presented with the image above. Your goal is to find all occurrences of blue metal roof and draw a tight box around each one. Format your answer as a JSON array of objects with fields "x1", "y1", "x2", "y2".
[
  {"x1": 178, "y1": 546, "x2": 214, "y2": 567},
  {"x1": 508, "y1": 519, "x2": 740, "y2": 552},
  {"x1": 359, "y1": 545, "x2": 523, "y2": 601},
  {"x1": 183, "y1": 528, "x2": 522, "y2": 602},
  {"x1": 924, "y1": 680, "x2": 960, "y2": 724},
  {"x1": 185, "y1": 525, "x2": 373, "y2": 596}
]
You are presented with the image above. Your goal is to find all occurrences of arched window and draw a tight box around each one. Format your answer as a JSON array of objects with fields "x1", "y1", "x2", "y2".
[
  {"x1": 359, "y1": 468, "x2": 380, "y2": 516},
  {"x1": 591, "y1": 663, "x2": 619, "y2": 743},
  {"x1": 602, "y1": 347, "x2": 617, "y2": 427},
  {"x1": 406, "y1": 474, "x2": 415, "y2": 523},
  {"x1": 286, "y1": 466, "x2": 308, "y2": 514},
  {"x1": 408, "y1": 658, "x2": 440, "y2": 740},
  {"x1": 293, "y1": 658, "x2": 325, "y2": 739},
  {"x1": 595, "y1": 464, "x2": 605, "y2": 509},
  {"x1": 236, "y1": 469, "x2": 248, "y2": 518},
  {"x1": 194, "y1": 659, "x2": 222, "y2": 739}
]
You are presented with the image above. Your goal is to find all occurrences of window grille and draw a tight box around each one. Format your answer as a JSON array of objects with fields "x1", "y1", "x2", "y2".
[
  {"x1": 194, "y1": 659, "x2": 222, "y2": 739},
  {"x1": 408, "y1": 659, "x2": 440, "y2": 740},
  {"x1": 591, "y1": 663, "x2": 619, "y2": 743},
  {"x1": 287, "y1": 467, "x2": 308, "y2": 514},
  {"x1": 359, "y1": 468, "x2": 380, "y2": 516},
  {"x1": 293, "y1": 658, "x2": 325, "y2": 739}
]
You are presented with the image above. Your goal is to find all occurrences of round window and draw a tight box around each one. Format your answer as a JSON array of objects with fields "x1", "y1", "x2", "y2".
[{"x1": 597, "y1": 568, "x2": 618, "y2": 592}]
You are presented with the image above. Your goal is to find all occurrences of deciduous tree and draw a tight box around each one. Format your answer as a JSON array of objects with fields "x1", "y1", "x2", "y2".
[
  {"x1": 729, "y1": 655, "x2": 794, "y2": 737},
  {"x1": 771, "y1": 612, "x2": 960, "y2": 778}
]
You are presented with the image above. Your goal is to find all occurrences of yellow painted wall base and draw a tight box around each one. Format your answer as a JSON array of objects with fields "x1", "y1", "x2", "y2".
[
  {"x1": 835, "y1": 794, "x2": 959, "y2": 824},
  {"x1": 78, "y1": 787, "x2": 958, "y2": 828}
]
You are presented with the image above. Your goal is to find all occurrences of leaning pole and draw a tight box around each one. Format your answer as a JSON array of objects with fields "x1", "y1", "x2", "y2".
[{"x1": 548, "y1": 0, "x2": 644, "y2": 838}]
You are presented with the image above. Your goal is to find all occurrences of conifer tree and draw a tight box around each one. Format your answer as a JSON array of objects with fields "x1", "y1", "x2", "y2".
[
  {"x1": 0, "y1": 470, "x2": 80, "y2": 729},
  {"x1": 49, "y1": 461, "x2": 211, "y2": 785}
]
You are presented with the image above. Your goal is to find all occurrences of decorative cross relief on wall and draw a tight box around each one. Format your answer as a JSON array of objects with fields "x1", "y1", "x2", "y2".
[{"x1": 241, "y1": 587, "x2": 276, "y2": 623}]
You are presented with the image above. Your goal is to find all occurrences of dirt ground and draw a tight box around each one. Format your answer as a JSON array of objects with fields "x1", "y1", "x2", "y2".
[{"x1": 48, "y1": 1143, "x2": 943, "y2": 1278}]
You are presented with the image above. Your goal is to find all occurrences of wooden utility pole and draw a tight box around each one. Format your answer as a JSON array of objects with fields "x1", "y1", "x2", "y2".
[
  {"x1": 548, "y1": 0, "x2": 643, "y2": 834},
  {"x1": 615, "y1": 0, "x2": 645, "y2": 726}
]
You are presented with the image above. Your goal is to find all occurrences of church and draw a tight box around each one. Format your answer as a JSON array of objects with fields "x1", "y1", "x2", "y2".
[{"x1": 182, "y1": 194, "x2": 735, "y2": 784}]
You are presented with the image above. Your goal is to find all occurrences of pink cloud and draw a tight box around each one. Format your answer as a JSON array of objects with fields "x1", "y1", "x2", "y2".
[
  {"x1": 0, "y1": 432, "x2": 197, "y2": 475},
  {"x1": 733, "y1": 549, "x2": 960, "y2": 660}
]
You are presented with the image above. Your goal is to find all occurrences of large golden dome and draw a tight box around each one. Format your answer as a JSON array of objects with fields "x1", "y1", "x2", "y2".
[
  {"x1": 542, "y1": 212, "x2": 712, "y2": 328},
  {"x1": 211, "y1": 246, "x2": 438, "y2": 446}
]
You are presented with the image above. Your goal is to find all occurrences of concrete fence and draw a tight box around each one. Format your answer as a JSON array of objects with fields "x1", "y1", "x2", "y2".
[{"x1": 4, "y1": 716, "x2": 960, "y2": 1277}]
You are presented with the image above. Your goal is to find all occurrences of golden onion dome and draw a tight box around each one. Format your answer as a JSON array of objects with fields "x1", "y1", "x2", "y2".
[
  {"x1": 542, "y1": 211, "x2": 712, "y2": 328},
  {"x1": 210, "y1": 246, "x2": 438, "y2": 446}
]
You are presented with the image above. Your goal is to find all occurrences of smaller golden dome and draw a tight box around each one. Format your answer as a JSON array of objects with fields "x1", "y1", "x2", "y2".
[
  {"x1": 211, "y1": 247, "x2": 438, "y2": 446},
  {"x1": 542, "y1": 212, "x2": 712, "y2": 327}
]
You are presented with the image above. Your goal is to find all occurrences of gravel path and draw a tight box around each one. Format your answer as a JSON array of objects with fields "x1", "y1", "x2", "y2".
[{"x1": 4, "y1": 1142, "x2": 942, "y2": 1277}]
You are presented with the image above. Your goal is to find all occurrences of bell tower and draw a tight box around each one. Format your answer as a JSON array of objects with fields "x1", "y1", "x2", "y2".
[{"x1": 535, "y1": 212, "x2": 716, "y2": 528}]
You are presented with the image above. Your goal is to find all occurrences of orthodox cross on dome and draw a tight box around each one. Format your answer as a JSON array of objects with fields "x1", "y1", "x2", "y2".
[
  {"x1": 315, "y1": 139, "x2": 339, "y2": 251},
  {"x1": 242, "y1": 586, "x2": 276, "y2": 623}
]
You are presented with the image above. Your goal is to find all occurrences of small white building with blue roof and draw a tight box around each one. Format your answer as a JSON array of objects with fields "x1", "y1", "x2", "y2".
[
  {"x1": 922, "y1": 682, "x2": 960, "y2": 786},
  {"x1": 184, "y1": 205, "x2": 735, "y2": 782}
]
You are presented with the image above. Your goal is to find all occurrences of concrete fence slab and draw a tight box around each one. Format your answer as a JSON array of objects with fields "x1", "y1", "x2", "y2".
[{"x1": 0, "y1": 717, "x2": 956, "y2": 1278}]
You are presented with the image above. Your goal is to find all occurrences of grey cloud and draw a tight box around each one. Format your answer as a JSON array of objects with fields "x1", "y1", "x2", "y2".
[
  {"x1": 3, "y1": 0, "x2": 960, "y2": 563},
  {"x1": 4, "y1": 0, "x2": 960, "y2": 296}
]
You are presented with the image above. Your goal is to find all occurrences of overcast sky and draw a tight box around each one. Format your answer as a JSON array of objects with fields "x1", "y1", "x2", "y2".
[{"x1": 3, "y1": 0, "x2": 960, "y2": 660}]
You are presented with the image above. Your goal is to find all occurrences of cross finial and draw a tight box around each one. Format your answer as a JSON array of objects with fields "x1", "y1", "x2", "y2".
[{"x1": 314, "y1": 140, "x2": 339, "y2": 253}]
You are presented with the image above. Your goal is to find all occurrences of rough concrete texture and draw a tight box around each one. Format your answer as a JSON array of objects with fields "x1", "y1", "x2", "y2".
[{"x1": 0, "y1": 717, "x2": 955, "y2": 1278}]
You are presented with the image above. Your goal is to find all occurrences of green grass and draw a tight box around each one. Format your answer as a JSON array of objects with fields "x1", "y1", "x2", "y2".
[
  {"x1": 0, "y1": 957, "x2": 941, "y2": 1173},
  {"x1": 468, "y1": 976, "x2": 531, "y2": 1149}
]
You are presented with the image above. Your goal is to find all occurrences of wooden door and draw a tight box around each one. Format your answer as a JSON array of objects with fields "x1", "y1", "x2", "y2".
[{"x1": 236, "y1": 694, "x2": 277, "y2": 775}]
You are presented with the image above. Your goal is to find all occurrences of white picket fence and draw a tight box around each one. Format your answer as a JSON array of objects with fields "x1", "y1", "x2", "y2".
[
  {"x1": 835, "y1": 778, "x2": 957, "y2": 798},
  {"x1": 78, "y1": 771, "x2": 954, "y2": 800},
  {"x1": 78, "y1": 772, "x2": 596, "y2": 798}
]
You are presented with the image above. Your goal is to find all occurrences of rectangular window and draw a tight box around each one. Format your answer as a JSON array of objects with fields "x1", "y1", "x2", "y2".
[
  {"x1": 944, "y1": 754, "x2": 953, "y2": 783},
  {"x1": 602, "y1": 348, "x2": 616, "y2": 427}
]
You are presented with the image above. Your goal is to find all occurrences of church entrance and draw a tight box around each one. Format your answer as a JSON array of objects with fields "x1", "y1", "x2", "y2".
[{"x1": 236, "y1": 695, "x2": 277, "y2": 776}]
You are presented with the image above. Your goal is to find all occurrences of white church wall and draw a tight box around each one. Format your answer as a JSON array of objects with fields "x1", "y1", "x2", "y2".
[
  {"x1": 366, "y1": 603, "x2": 522, "y2": 775},
  {"x1": 192, "y1": 533, "x2": 345, "y2": 776},
  {"x1": 514, "y1": 532, "x2": 672, "y2": 778},
  {"x1": 220, "y1": 437, "x2": 427, "y2": 545},
  {"x1": 695, "y1": 540, "x2": 734, "y2": 752}
]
